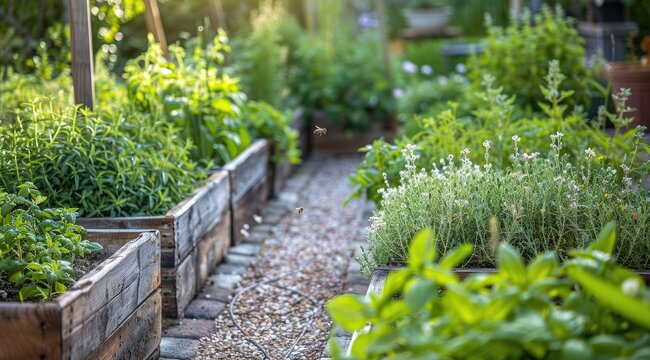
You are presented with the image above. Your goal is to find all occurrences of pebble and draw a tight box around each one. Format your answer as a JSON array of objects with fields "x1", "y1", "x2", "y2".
[{"x1": 194, "y1": 156, "x2": 366, "y2": 359}]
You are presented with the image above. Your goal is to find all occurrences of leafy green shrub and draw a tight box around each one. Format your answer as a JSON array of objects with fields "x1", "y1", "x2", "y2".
[
  {"x1": 284, "y1": 25, "x2": 394, "y2": 132},
  {"x1": 231, "y1": 0, "x2": 286, "y2": 108},
  {"x1": 0, "y1": 183, "x2": 102, "y2": 301},
  {"x1": 243, "y1": 101, "x2": 300, "y2": 164},
  {"x1": 468, "y1": 5, "x2": 592, "y2": 108},
  {"x1": 359, "y1": 138, "x2": 650, "y2": 275},
  {"x1": 0, "y1": 101, "x2": 203, "y2": 217},
  {"x1": 124, "y1": 32, "x2": 252, "y2": 166},
  {"x1": 395, "y1": 73, "x2": 470, "y2": 126},
  {"x1": 348, "y1": 62, "x2": 644, "y2": 205},
  {"x1": 329, "y1": 226, "x2": 650, "y2": 359}
]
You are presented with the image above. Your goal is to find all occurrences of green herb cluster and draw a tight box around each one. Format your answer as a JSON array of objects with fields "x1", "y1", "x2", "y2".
[
  {"x1": 329, "y1": 226, "x2": 650, "y2": 359},
  {"x1": 243, "y1": 101, "x2": 300, "y2": 165},
  {"x1": 0, "y1": 101, "x2": 203, "y2": 217},
  {"x1": 468, "y1": 5, "x2": 593, "y2": 109},
  {"x1": 124, "y1": 32, "x2": 252, "y2": 166},
  {"x1": 360, "y1": 136, "x2": 650, "y2": 275},
  {"x1": 348, "y1": 62, "x2": 643, "y2": 205},
  {"x1": 0, "y1": 183, "x2": 101, "y2": 301}
]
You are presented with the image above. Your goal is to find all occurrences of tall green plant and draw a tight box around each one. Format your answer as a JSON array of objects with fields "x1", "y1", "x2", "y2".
[
  {"x1": 468, "y1": 5, "x2": 592, "y2": 108},
  {"x1": 124, "y1": 32, "x2": 252, "y2": 166},
  {"x1": 0, "y1": 101, "x2": 203, "y2": 217}
]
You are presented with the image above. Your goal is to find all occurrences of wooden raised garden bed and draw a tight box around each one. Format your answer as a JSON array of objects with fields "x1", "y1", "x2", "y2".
[
  {"x1": 0, "y1": 230, "x2": 161, "y2": 360},
  {"x1": 224, "y1": 139, "x2": 271, "y2": 245},
  {"x1": 77, "y1": 171, "x2": 231, "y2": 318}
]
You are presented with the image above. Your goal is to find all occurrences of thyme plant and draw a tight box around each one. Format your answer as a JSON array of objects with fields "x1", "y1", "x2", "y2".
[{"x1": 360, "y1": 135, "x2": 650, "y2": 276}]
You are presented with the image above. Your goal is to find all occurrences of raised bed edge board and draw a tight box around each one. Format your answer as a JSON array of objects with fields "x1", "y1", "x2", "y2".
[
  {"x1": 77, "y1": 171, "x2": 231, "y2": 318},
  {"x1": 77, "y1": 170, "x2": 230, "y2": 267},
  {"x1": 224, "y1": 139, "x2": 271, "y2": 244},
  {"x1": 0, "y1": 230, "x2": 161, "y2": 360},
  {"x1": 346, "y1": 267, "x2": 650, "y2": 354}
]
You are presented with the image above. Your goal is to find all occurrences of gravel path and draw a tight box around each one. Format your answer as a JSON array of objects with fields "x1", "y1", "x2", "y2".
[{"x1": 194, "y1": 156, "x2": 366, "y2": 359}]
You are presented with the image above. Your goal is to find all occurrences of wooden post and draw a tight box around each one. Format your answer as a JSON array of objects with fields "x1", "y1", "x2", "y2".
[
  {"x1": 144, "y1": 0, "x2": 169, "y2": 59},
  {"x1": 68, "y1": 0, "x2": 95, "y2": 109},
  {"x1": 375, "y1": 0, "x2": 392, "y2": 86}
]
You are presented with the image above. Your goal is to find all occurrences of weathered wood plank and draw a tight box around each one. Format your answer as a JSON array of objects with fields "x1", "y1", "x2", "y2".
[
  {"x1": 170, "y1": 171, "x2": 230, "y2": 262},
  {"x1": 224, "y1": 139, "x2": 270, "y2": 204},
  {"x1": 232, "y1": 179, "x2": 268, "y2": 245},
  {"x1": 196, "y1": 210, "x2": 231, "y2": 288},
  {"x1": 85, "y1": 290, "x2": 162, "y2": 360},
  {"x1": 68, "y1": 0, "x2": 95, "y2": 108},
  {"x1": 85, "y1": 229, "x2": 152, "y2": 254},
  {"x1": 161, "y1": 250, "x2": 197, "y2": 318},
  {"x1": 78, "y1": 216, "x2": 174, "y2": 264},
  {"x1": 58, "y1": 231, "x2": 160, "y2": 359},
  {"x1": 0, "y1": 303, "x2": 62, "y2": 360}
]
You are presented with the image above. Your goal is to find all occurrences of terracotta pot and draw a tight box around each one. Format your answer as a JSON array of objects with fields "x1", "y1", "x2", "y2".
[{"x1": 608, "y1": 63, "x2": 650, "y2": 128}]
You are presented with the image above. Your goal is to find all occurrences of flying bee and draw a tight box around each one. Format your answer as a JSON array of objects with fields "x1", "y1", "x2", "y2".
[
  {"x1": 313, "y1": 126, "x2": 327, "y2": 136},
  {"x1": 296, "y1": 207, "x2": 304, "y2": 215}
]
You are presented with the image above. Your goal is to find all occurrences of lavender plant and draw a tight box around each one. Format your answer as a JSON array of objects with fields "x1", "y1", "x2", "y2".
[{"x1": 359, "y1": 135, "x2": 650, "y2": 276}]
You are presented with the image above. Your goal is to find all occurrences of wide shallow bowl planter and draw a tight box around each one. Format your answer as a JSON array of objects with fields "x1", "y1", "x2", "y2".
[
  {"x1": 608, "y1": 63, "x2": 650, "y2": 128},
  {"x1": 402, "y1": 7, "x2": 453, "y2": 30},
  {"x1": 224, "y1": 139, "x2": 271, "y2": 244},
  {"x1": 78, "y1": 171, "x2": 231, "y2": 318},
  {"x1": 0, "y1": 230, "x2": 161, "y2": 360}
]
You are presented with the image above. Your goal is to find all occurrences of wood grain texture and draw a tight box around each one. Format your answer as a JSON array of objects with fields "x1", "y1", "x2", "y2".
[
  {"x1": 169, "y1": 170, "x2": 230, "y2": 262},
  {"x1": 0, "y1": 231, "x2": 160, "y2": 360},
  {"x1": 0, "y1": 303, "x2": 62, "y2": 360},
  {"x1": 196, "y1": 210, "x2": 231, "y2": 288},
  {"x1": 85, "y1": 290, "x2": 162, "y2": 360},
  {"x1": 58, "y1": 231, "x2": 160, "y2": 359},
  {"x1": 67, "y1": 0, "x2": 95, "y2": 108},
  {"x1": 232, "y1": 180, "x2": 269, "y2": 245},
  {"x1": 224, "y1": 139, "x2": 270, "y2": 204},
  {"x1": 161, "y1": 250, "x2": 197, "y2": 318},
  {"x1": 78, "y1": 171, "x2": 229, "y2": 266}
]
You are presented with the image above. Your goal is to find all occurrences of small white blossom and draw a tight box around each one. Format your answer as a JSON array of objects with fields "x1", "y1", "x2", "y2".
[
  {"x1": 482, "y1": 140, "x2": 491, "y2": 150},
  {"x1": 512, "y1": 135, "x2": 521, "y2": 143},
  {"x1": 421, "y1": 64, "x2": 433, "y2": 75},
  {"x1": 622, "y1": 278, "x2": 640, "y2": 296},
  {"x1": 584, "y1": 148, "x2": 596, "y2": 159},
  {"x1": 402, "y1": 60, "x2": 417, "y2": 74}
]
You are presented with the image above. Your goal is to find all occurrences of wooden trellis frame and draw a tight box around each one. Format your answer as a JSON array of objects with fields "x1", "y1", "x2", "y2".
[{"x1": 67, "y1": 0, "x2": 168, "y2": 109}]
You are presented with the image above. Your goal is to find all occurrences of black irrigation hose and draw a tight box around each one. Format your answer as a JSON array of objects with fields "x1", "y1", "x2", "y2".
[{"x1": 229, "y1": 272, "x2": 321, "y2": 359}]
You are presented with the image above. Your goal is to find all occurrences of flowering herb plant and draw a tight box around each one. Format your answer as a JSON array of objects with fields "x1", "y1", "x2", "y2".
[
  {"x1": 347, "y1": 61, "x2": 645, "y2": 206},
  {"x1": 328, "y1": 225, "x2": 650, "y2": 359},
  {"x1": 358, "y1": 133, "x2": 650, "y2": 276}
]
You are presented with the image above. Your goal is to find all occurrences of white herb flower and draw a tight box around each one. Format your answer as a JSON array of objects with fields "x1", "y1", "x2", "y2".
[
  {"x1": 402, "y1": 60, "x2": 417, "y2": 74},
  {"x1": 584, "y1": 148, "x2": 596, "y2": 159},
  {"x1": 621, "y1": 278, "x2": 640, "y2": 296},
  {"x1": 512, "y1": 135, "x2": 521, "y2": 143},
  {"x1": 461, "y1": 148, "x2": 470, "y2": 158},
  {"x1": 482, "y1": 140, "x2": 491, "y2": 150}
]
